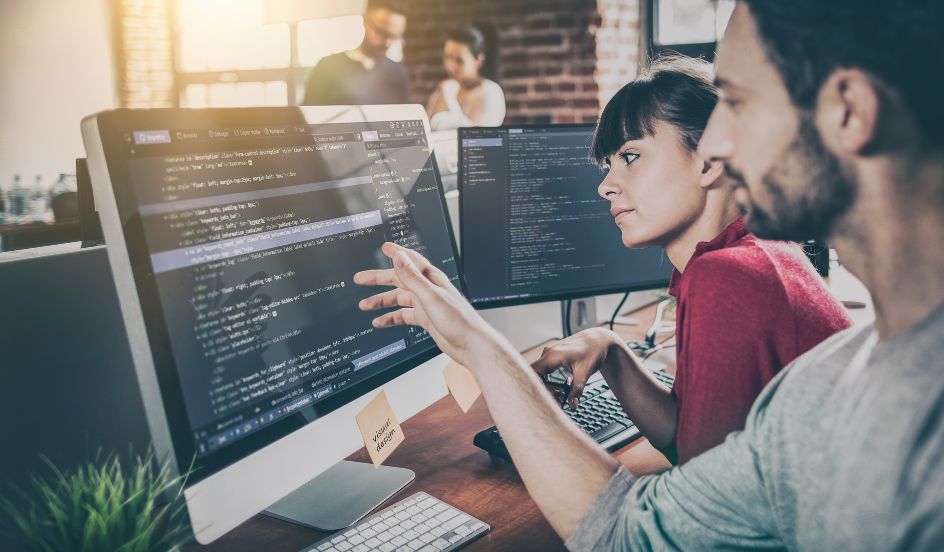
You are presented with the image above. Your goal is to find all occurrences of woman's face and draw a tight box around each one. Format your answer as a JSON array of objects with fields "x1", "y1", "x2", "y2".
[
  {"x1": 443, "y1": 40, "x2": 483, "y2": 83},
  {"x1": 597, "y1": 121, "x2": 709, "y2": 248}
]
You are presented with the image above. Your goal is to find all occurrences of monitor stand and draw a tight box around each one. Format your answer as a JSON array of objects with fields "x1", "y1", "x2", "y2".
[
  {"x1": 262, "y1": 460, "x2": 415, "y2": 531},
  {"x1": 561, "y1": 297, "x2": 598, "y2": 336}
]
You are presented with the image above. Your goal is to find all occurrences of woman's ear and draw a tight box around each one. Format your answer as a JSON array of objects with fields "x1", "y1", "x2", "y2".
[{"x1": 699, "y1": 159, "x2": 725, "y2": 189}]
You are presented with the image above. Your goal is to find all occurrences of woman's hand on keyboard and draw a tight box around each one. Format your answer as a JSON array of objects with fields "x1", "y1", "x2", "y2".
[{"x1": 531, "y1": 328, "x2": 624, "y2": 410}]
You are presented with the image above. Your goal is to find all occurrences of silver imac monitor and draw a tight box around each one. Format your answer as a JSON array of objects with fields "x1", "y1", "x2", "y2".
[{"x1": 81, "y1": 105, "x2": 460, "y2": 543}]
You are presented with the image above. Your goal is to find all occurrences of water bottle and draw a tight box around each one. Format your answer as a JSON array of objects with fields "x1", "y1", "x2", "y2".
[
  {"x1": 0, "y1": 179, "x2": 7, "y2": 225},
  {"x1": 49, "y1": 172, "x2": 73, "y2": 201},
  {"x1": 29, "y1": 174, "x2": 51, "y2": 223},
  {"x1": 8, "y1": 174, "x2": 26, "y2": 223}
]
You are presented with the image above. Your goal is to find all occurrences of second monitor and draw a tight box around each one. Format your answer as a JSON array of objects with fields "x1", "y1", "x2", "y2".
[{"x1": 459, "y1": 124, "x2": 672, "y2": 309}]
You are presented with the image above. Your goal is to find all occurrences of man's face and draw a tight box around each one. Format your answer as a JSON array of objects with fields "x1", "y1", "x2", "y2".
[
  {"x1": 362, "y1": 9, "x2": 406, "y2": 59},
  {"x1": 698, "y1": 3, "x2": 855, "y2": 241}
]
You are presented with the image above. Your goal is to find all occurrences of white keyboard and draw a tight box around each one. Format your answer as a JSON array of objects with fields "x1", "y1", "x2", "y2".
[{"x1": 300, "y1": 492, "x2": 490, "y2": 552}]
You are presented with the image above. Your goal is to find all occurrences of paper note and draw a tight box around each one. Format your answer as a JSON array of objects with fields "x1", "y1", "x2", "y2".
[
  {"x1": 355, "y1": 390, "x2": 405, "y2": 467},
  {"x1": 443, "y1": 361, "x2": 481, "y2": 413}
]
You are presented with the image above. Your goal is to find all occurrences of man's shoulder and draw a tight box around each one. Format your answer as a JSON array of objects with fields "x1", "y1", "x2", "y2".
[
  {"x1": 312, "y1": 52, "x2": 356, "y2": 72},
  {"x1": 376, "y1": 56, "x2": 408, "y2": 77}
]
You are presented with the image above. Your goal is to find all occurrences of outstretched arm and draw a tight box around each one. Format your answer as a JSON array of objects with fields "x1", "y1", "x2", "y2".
[{"x1": 354, "y1": 242, "x2": 620, "y2": 538}]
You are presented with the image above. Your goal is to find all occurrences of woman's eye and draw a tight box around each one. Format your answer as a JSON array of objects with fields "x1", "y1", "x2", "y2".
[{"x1": 618, "y1": 152, "x2": 639, "y2": 166}]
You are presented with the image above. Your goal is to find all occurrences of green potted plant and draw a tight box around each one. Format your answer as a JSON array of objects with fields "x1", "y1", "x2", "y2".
[{"x1": 1, "y1": 451, "x2": 191, "y2": 551}]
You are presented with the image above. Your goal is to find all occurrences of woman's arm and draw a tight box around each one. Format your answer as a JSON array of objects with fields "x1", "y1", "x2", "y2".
[
  {"x1": 598, "y1": 342, "x2": 679, "y2": 450},
  {"x1": 532, "y1": 328, "x2": 679, "y2": 451}
]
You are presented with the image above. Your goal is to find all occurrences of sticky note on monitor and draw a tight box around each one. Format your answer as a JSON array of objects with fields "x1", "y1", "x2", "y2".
[
  {"x1": 443, "y1": 361, "x2": 481, "y2": 413},
  {"x1": 355, "y1": 390, "x2": 405, "y2": 467}
]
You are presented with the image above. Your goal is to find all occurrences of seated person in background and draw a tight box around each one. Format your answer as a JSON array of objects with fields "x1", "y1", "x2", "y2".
[
  {"x1": 426, "y1": 24, "x2": 506, "y2": 130},
  {"x1": 532, "y1": 56, "x2": 852, "y2": 464},
  {"x1": 302, "y1": 0, "x2": 409, "y2": 106}
]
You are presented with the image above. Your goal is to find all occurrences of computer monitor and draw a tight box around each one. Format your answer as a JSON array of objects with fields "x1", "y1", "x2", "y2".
[
  {"x1": 458, "y1": 124, "x2": 672, "y2": 309},
  {"x1": 81, "y1": 105, "x2": 460, "y2": 543}
]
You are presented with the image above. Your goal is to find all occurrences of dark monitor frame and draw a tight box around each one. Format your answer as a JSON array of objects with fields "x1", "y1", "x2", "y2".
[
  {"x1": 456, "y1": 124, "x2": 671, "y2": 310},
  {"x1": 84, "y1": 107, "x2": 461, "y2": 486}
]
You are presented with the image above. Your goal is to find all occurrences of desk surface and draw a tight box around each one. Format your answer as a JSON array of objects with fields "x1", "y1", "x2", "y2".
[
  {"x1": 189, "y1": 302, "x2": 672, "y2": 551},
  {"x1": 192, "y1": 274, "x2": 872, "y2": 551}
]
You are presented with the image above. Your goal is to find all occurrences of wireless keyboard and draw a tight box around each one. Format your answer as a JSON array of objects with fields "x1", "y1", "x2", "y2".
[
  {"x1": 473, "y1": 370, "x2": 675, "y2": 461},
  {"x1": 300, "y1": 492, "x2": 489, "y2": 552}
]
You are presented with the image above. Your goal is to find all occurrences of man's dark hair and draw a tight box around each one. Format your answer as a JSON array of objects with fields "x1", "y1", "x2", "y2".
[
  {"x1": 366, "y1": 0, "x2": 406, "y2": 16},
  {"x1": 446, "y1": 23, "x2": 499, "y2": 80},
  {"x1": 741, "y1": 0, "x2": 944, "y2": 149},
  {"x1": 591, "y1": 56, "x2": 718, "y2": 165}
]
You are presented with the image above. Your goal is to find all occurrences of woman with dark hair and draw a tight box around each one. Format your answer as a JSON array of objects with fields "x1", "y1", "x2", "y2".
[
  {"x1": 529, "y1": 56, "x2": 852, "y2": 464},
  {"x1": 426, "y1": 23, "x2": 505, "y2": 130}
]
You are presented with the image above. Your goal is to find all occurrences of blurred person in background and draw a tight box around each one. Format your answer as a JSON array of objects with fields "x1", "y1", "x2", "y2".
[
  {"x1": 427, "y1": 23, "x2": 505, "y2": 129},
  {"x1": 303, "y1": 0, "x2": 410, "y2": 106}
]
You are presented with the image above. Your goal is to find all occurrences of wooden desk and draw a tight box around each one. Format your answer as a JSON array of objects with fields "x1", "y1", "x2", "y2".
[{"x1": 191, "y1": 303, "x2": 671, "y2": 551}]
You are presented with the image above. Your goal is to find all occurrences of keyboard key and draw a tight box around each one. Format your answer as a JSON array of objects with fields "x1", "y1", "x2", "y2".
[
  {"x1": 591, "y1": 421, "x2": 628, "y2": 442},
  {"x1": 302, "y1": 492, "x2": 488, "y2": 552},
  {"x1": 442, "y1": 517, "x2": 464, "y2": 531}
]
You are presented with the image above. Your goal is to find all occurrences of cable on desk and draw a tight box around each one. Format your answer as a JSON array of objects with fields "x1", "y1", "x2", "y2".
[
  {"x1": 564, "y1": 299, "x2": 572, "y2": 337},
  {"x1": 608, "y1": 291, "x2": 630, "y2": 331}
]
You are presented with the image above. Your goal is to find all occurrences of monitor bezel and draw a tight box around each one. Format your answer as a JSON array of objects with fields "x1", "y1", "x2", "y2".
[
  {"x1": 82, "y1": 105, "x2": 460, "y2": 487},
  {"x1": 456, "y1": 124, "x2": 671, "y2": 310}
]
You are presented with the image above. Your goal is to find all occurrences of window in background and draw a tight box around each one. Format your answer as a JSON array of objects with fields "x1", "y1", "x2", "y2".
[
  {"x1": 649, "y1": 0, "x2": 734, "y2": 61},
  {"x1": 174, "y1": 0, "x2": 364, "y2": 107}
]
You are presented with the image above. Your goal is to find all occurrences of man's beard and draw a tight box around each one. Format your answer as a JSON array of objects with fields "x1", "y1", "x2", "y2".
[{"x1": 731, "y1": 114, "x2": 856, "y2": 242}]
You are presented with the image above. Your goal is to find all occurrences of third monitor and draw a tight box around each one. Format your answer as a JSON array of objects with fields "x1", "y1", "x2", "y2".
[{"x1": 458, "y1": 124, "x2": 672, "y2": 309}]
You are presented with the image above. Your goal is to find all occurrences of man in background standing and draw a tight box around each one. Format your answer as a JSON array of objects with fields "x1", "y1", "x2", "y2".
[{"x1": 302, "y1": 0, "x2": 410, "y2": 106}]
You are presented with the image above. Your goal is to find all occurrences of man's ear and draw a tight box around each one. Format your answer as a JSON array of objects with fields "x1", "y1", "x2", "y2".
[
  {"x1": 699, "y1": 158, "x2": 725, "y2": 189},
  {"x1": 816, "y1": 69, "x2": 880, "y2": 155}
]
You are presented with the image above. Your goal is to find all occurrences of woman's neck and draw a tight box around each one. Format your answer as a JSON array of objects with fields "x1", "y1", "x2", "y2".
[
  {"x1": 664, "y1": 201, "x2": 741, "y2": 273},
  {"x1": 458, "y1": 76, "x2": 484, "y2": 90}
]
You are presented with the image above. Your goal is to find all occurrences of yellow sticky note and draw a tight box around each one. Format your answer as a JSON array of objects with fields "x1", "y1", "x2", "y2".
[
  {"x1": 443, "y1": 361, "x2": 481, "y2": 413},
  {"x1": 355, "y1": 390, "x2": 405, "y2": 467}
]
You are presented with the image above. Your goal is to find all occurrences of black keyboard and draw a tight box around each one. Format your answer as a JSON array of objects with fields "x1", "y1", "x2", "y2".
[{"x1": 473, "y1": 370, "x2": 675, "y2": 461}]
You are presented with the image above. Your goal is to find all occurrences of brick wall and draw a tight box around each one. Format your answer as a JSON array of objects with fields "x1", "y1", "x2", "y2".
[{"x1": 400, "y1": 0, "x2": 641, "y2": 124}]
